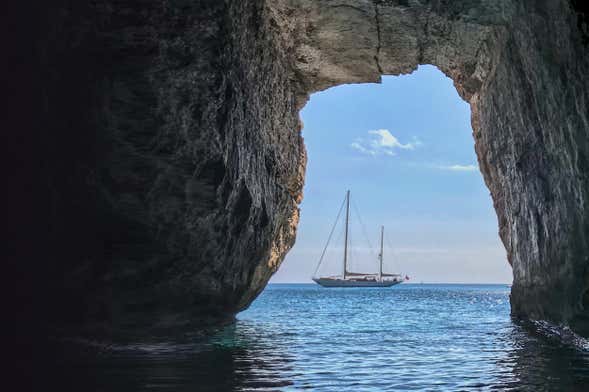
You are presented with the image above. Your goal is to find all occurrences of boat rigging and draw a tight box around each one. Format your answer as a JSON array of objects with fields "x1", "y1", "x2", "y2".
[{"x1": 312, "y1": 190, "x2": 408, "y2": 288}]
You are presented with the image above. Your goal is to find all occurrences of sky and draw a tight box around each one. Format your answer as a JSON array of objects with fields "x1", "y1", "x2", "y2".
[{"x1": 270, "y1": 65, "x2": 512, "y2": 284}]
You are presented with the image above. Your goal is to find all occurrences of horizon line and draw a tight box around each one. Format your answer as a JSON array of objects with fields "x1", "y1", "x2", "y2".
[{"x1": 268, "y1": 281, "x2": 511, "y2": 285}]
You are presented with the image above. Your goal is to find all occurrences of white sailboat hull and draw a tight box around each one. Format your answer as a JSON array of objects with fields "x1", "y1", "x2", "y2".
[{"x1": 313, "y1": 277, "x2": 402, "y2": 288}]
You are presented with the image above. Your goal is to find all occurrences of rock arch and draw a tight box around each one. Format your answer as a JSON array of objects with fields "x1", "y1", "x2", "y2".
[
  {"x1": 26, "y1": 0, "x2": 588, "y2": 336},
  {"x1": 274, "y1": 0, "x2": 589, "y2": 334}
]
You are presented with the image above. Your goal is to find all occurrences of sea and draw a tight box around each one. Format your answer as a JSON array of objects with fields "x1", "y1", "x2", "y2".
[{"x1": 60, "y1": 284, "x2": 589, "y2": 391}]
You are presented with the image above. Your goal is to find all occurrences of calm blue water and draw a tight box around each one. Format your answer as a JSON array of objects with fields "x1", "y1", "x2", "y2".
[{"x1": 65, "y1": 284, "x2": 589, "y2": 391}]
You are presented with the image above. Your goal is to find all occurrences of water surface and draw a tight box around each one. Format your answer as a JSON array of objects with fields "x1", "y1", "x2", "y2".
[{"x1": 65, "y1": 284, "x2": 589, "y2": 391}]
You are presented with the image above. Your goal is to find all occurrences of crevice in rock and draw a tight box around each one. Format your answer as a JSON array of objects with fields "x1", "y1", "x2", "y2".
[
  {"x1": 231, "y1": 181, "x2": 253, "y2": 236},
  {"x1": 373, "y1": 2, "x2": 383, "y2": 74},
  {"x1": 571, "y1": 0, "x2": 589, "y2": 46}
]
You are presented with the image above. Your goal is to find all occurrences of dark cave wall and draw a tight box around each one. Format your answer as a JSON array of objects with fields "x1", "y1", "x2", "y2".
[{"x1": 34, "y1": 0, "x2": 304, "y2": 333}]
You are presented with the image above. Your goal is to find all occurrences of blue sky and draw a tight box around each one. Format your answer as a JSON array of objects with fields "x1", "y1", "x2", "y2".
[{"x1": 270, "y1": 65, "x2": 512, "y2": 284}]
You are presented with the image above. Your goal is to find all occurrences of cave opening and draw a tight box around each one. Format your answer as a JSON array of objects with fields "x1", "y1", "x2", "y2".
[
  {"x1": 27, "y1": 0, "x2": 588, "y2": 345},
  {"x1": 270, "y1": 65, "x2": 512, "y2": 286},
  {"x1": 22, "y1": 1, "x2": 589, "y2": 389}
]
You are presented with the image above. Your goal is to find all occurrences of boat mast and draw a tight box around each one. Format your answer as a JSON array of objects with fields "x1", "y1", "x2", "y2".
[
  {"x1": 343, "y1": 190, "x2": 350, "y2": 279},
  {"x1": 379, "y1": 225, "x2": 384, "y2": 281}
]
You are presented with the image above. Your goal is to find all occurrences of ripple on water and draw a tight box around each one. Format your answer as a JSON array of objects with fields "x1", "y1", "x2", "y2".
[{"x1": 60, "y1": 284, "x2": 589, "y2": 391}]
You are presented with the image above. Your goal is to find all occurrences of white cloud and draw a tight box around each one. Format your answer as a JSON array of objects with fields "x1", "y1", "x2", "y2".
[
  {"x1": 351, "y1": 129, "x2": 421, "y2": 156},
  {"x1": 435, "y1": 164, "x2": 478, "y2": 172},
  {"x1": 369, "y1": 129, "x2": 419, "y2": 150}
]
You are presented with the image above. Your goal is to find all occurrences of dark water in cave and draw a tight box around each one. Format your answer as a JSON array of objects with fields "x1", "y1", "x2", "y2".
[{"x1": 57, "y1": 284, "x2": 589, "y2": 391}]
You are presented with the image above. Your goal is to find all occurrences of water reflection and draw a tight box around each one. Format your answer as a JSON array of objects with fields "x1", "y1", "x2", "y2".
[
  {"x1": 55, "y1": 323, "x2": 295, "y2": 391},
  {"x1": 51, "y1": 285, "x2": 589, "y2": 391},
  {"x1": 497, "y1": 322, "x2": 589, "y2": 391}
]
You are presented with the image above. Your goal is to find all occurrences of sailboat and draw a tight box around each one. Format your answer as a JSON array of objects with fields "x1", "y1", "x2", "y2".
[{"x1": 312, "y1": 190, "x2": 407, "y2": 288}]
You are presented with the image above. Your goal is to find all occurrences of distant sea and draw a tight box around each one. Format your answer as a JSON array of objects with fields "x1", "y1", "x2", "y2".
[{"x1": 62, "y1": 284, "x2": 589, "y2": 391}]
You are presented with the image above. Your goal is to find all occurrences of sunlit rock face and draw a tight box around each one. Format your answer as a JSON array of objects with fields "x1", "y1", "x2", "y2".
[
  {"x1": 35, "y1": 0, "x2": 588, "y2": 335},
  {"x1": 272, "y1": 0, "x2": 589, "y2": 336}
]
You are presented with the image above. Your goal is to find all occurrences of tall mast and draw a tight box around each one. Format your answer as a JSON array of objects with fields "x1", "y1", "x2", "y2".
[
  {"x1": 343, "y1": 190, "x2": 350, "y2": 279},
  {"x1": 379, "y1": 225, "x2": 384, "y2": 281}
]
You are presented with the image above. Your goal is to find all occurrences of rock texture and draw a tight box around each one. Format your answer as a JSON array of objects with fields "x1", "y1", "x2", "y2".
[
  {"x1": 22, "y1": 0, "x2": 589, "y2": 336},
  {"x1": 29, "y1": 0, "x2": 305, "y2": 334},
  {"x1": 278, "y1": 0, "x2": 589, "y2": 335}
]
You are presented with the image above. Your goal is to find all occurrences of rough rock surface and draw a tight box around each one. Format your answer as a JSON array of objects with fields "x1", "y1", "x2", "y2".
[
  {"x1": 23, "y1": 0, "x2": 589, "y2": 336},
  {"x1": 276, "y1": 0, "x2": 589, "y2": 335},
  {"x1": 30, "y1": 0, "x2": 305, "y2": 335}
]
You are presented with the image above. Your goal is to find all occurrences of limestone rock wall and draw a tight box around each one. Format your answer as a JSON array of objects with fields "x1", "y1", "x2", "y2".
[
  {"x1": 29, "y1": 0, "x2": 588, "y2": 336},
  {"x1": 476, "y1": 1, "x2": 589, "y2": 333},
  {"x1": 273, "y1": 0, "x2": 589, "y2": 335}
]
